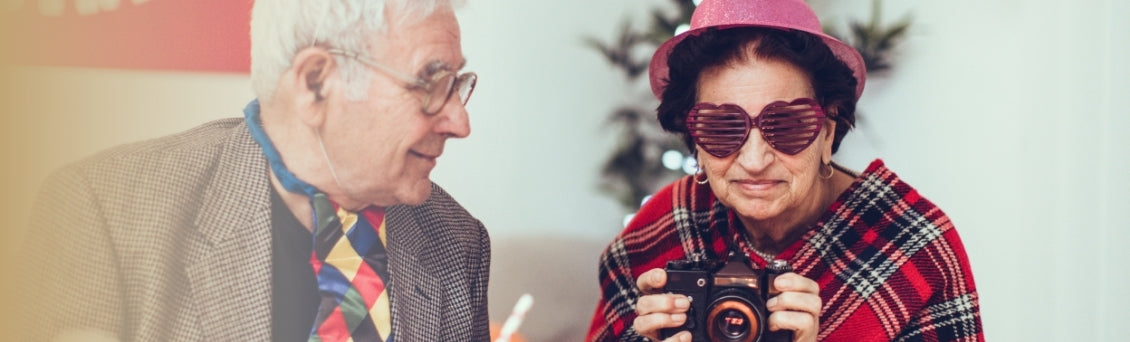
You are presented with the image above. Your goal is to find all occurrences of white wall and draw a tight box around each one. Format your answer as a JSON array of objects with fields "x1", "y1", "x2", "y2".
[
  {"x1": 820, "y1": 1, "x2": 1129, "y2": 340},
  {"x1": 2, "y1": 0, "x2": 1127, "y2": 341}
]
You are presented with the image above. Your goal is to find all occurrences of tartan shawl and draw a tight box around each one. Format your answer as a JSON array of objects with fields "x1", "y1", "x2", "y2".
[{"x1": 586, "y1": 159, "x2": 983, "y2": 342}]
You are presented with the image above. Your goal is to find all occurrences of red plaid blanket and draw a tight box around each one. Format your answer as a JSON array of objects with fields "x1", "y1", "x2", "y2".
[{"x1": 587, "y1": 159, "x2": 983, "y2": 341}]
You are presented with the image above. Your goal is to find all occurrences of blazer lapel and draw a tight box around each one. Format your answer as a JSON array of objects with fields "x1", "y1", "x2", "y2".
[
  {"x1": 186, "y1": 122, "x2": 275, "y2": 341},
  {"x1": 386, "y1": 204, "x2": 443, "y2": 341}
]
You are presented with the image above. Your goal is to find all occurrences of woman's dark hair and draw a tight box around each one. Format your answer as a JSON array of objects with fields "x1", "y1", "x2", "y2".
[{"x1": 657, "y1": 27, "x2": 858, "y2": 154}]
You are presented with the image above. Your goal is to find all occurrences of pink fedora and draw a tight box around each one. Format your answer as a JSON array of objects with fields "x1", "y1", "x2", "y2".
[{"x1": 649, "y1": 0, "x2": 867, "y2": 100}]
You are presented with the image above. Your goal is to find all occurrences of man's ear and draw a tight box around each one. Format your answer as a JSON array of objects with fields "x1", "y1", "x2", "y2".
[{"x1": 289, "y1": 48, "x2": 337, "y2": 127}]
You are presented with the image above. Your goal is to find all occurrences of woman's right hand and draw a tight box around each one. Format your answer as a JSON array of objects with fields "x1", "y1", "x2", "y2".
[{"x1": 632, "y1": 268, "x2": 693, "y2": 342}]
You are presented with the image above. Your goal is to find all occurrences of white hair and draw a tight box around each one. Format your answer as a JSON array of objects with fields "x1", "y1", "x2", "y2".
[{"x1": 250, "y1": 0, "x2": 458, "y2": 101}]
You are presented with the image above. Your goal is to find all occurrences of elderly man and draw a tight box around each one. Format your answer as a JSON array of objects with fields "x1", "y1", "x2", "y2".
[{"x1": 17, "y1": 1, "x2": 488, "y2": 341}]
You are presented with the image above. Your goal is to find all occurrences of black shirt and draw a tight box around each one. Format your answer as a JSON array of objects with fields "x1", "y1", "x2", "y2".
[{"x1": 269, "y1": 188, "x2": 320, "y2": 342}]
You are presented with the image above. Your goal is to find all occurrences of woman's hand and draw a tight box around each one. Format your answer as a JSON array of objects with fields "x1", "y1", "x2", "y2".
[
  {"x1": 766, "y1": 272, "x2": 822, "y2": 342},
  {"x1": 632, "y1": 268, "x2": 692, "y2": 342}
]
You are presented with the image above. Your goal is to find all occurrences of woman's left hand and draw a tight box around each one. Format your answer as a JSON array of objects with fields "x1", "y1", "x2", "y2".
[{"x1": 765, "y1": 272, "x2": 821, "y2": 342}]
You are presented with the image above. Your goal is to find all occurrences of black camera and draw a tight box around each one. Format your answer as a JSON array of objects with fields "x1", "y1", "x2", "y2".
[{"x1": 660, "y1": 253, "x2": 793, "y2": 342}]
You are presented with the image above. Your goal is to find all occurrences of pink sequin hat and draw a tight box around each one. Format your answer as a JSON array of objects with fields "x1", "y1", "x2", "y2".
[{"x1": 649, "y1": 0, "x2": 867, "y2": 100}]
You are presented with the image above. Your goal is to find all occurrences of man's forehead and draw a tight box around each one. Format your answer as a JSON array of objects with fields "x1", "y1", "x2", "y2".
[{"x1": 373, "y1": 10, "x2": 465, "y2": 74}]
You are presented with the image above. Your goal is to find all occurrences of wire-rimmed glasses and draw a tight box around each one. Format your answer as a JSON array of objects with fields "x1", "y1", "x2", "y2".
[{"x1": 328, "y1": 48, "x2": 477, "y2": 115}]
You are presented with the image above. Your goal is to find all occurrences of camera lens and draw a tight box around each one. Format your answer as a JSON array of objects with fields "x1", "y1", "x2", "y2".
[
  {"x1": 715, "y1": 309, "x2": 750, "y2": 338},
  {"x1": 705, "y1": 291, "x2": 768, "y2": 342},
  {"x1": 705, "y1": 295, "x2": 761, "y2": 342}
]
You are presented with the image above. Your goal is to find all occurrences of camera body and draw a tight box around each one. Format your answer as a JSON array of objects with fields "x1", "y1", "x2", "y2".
[{"x1": 660, "y1": 253, "x2": 793, "y2": 342}]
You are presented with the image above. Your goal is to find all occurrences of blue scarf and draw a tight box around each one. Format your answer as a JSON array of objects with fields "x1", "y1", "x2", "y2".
[{"x1": 243, "y1": 99, "x2": 337, "y2": 233}]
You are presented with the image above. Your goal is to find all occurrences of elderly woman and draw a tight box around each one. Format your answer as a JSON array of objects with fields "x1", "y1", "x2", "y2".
[{"x1": 586, "y1": 0, "x2": 983, "y2": 341}]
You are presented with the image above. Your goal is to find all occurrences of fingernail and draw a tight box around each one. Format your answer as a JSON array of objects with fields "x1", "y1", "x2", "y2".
[
  {"x1": 776, "y1": 276, "x2": 792, "y2": 289},
  {"x1": 679, "y1": 331, "x2": 692, "y2": 342},
  {"x1": 766, "y1": 297, "x2": 778, "y2": 308},
  {"x1": 671, "y1": 313, "x2": 686, "y2": 323},
  {"x1": 674, "y1": 297, "x2": 690, "y2": 309}
]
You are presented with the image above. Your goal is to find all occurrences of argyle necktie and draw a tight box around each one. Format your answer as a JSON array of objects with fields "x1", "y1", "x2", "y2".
[
  {"x1": 308, "y1": 193, "x2": 393, "y2": 342},
  {"x1": 242, "y1": 101, "x2": 393, "y2": 341}
]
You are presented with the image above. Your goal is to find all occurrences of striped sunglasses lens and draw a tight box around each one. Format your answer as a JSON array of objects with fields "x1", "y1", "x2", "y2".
[{"x1": 686, "y1": 98, "x2": 826, "y2": 157}]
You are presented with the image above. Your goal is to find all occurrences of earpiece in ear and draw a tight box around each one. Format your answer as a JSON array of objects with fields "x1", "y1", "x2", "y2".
[
  {"x1": 304, "y1": 63, "x2": 329, "y2": 101},
  {"x1": 307, "y1": 80, "x2": 325, "y2": 102}
]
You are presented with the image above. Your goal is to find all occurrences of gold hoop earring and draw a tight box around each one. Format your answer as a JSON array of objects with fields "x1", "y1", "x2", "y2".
[
  {"x1": 820, "y1": 162, "x2": 834, "y2": 180},
  {"x1": 694, "y1": 167, "x2": 709, "y2": 185}
]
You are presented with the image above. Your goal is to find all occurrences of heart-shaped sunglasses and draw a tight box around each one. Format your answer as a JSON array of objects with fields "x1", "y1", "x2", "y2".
[{"x1": 686, "y1": 98, "x2": 826, "y2": 157}]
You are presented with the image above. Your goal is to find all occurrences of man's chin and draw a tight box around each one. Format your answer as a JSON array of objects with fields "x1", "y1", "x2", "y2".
[{"x1": 393, "y1": 181, "x2": 433, "y2": 206}]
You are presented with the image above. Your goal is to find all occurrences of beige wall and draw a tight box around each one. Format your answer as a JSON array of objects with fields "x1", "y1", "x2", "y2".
[{"x1": 0, "y1": 67, "x2": 253, "y2": 253}]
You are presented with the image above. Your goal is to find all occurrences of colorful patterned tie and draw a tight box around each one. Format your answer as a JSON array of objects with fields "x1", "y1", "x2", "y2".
[
  {"x1": 243, "y1": 101, "x2": 393, "y2": 341},
  {"x1": 308, "y1": 193, "x2": 393, "y2": 342}
]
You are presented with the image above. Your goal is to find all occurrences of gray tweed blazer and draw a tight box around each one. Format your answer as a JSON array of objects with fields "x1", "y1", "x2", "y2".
[{"x1": 17, "y1": 118, "x2": 490, "y2": 341}]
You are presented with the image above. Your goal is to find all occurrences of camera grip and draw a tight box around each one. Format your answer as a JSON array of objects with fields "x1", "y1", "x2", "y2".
[
  {"x1": 763, "y1": 260, "x2": 795, "y2": 342},
  {"x1": 657, "y1": 295, "x2": 705, "y2": 341},
  {"x1": 660, "y1": 266, "x2": 711, "y2": 341},
  {"x1": 761, "y1": 282, "x2": 794, "y2": 342},
  {"x1": 659, "y1": 326, "x2": 684, "y2": 341}
]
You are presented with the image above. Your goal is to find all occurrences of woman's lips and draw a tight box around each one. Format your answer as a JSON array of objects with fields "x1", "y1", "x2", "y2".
[{"x1": 734, "y1": 179, "x2": 782, "y2": 192}]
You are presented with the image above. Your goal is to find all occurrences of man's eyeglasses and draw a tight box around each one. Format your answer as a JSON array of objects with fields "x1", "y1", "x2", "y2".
[
  {"x1": 328, "y1": 48, "x2": 477, "y2": 115},
  {"x1": 686, "y1": 98, "x2": 826, "y2": 157}
]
